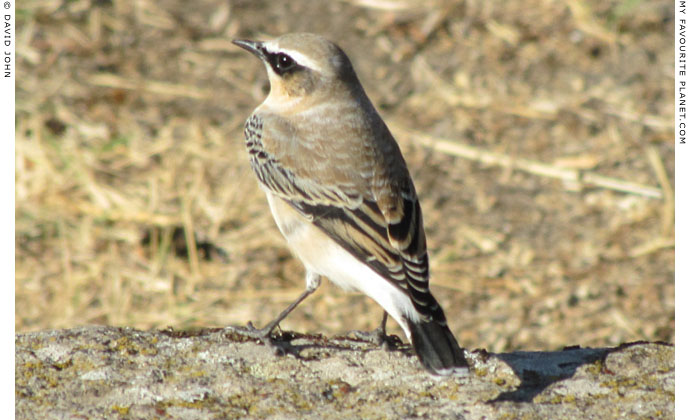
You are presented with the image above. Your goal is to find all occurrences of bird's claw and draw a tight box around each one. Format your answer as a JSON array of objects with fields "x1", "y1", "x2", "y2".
[
  {"x1": 349, "y1": 327, "x2": 402, "y2": 351},
  {"x1": 225, "y1": 323, "x2": 294, "y2": 356}
]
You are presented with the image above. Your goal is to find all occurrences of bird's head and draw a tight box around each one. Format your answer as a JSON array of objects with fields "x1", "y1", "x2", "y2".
[{"x1": 233, "y1": 33, "x2": 360, "y2": 109}]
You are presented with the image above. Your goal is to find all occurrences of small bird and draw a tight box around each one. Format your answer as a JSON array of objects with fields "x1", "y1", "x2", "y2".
[{"x1": 232, "y1": 33, "x2": 469, "y2": 375}]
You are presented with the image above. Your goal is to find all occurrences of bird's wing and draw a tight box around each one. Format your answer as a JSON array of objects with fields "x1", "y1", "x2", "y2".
[{"x1": 244, "y1": 112, "x2": 443, "y2": 321}]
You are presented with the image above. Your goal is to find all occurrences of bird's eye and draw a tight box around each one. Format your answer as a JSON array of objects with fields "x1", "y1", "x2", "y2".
[
  {"x1": 270, "y1": 53, "x2": 297, "y2": 75},
  {"x1": 277, "y1": 54, "x2": 293, "y2": 69}
]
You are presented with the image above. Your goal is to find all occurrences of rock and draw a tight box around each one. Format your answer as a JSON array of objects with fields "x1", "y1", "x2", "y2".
[{"x1": 15, "y1": 326, "x2": 673, "y2": 419}]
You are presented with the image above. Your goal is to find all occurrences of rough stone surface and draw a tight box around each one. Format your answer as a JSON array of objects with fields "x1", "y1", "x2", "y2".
[{"x1": 16, "y1": 326, "x2": 673, "y2": 419}]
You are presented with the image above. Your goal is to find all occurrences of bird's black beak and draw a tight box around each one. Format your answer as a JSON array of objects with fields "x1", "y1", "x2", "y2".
[{"x1": 232, "y1": 39, "x2": 266, "y2": 61}]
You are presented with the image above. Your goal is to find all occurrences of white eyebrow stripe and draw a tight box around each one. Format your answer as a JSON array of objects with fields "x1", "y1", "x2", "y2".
[{"x1": 262, "y1": 41, "x2": 322, "y2": 72}]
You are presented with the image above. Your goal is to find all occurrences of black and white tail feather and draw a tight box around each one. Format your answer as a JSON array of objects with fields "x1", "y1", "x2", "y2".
[{"x1": 406, "y1": 300, "x2": 469, "y2": 375}]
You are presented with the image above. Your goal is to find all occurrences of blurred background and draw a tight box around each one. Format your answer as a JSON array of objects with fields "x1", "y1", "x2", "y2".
[{"x1": 16, "y1": 0, "x2": 674, "y2": 353}]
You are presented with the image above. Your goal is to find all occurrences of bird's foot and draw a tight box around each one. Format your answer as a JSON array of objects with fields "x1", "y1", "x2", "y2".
[
  {"x1": 225, "y1": 322, "x2": 295, "y2": 356},
  {"x1": 349, "y1": 327, "x2": 402, "y2": 351}
]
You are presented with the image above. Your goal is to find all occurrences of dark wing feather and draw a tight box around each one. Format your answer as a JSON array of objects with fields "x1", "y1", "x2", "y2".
[{"x1": 288, "y1": 195, "x2": 445, "y2": 323}]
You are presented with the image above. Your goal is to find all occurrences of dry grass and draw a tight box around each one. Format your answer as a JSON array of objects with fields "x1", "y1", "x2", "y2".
[{"x1": 16, "y1": 0, "x2": 674, "y2": 352}]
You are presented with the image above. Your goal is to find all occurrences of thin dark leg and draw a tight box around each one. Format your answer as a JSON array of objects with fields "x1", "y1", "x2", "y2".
[
  {"x1": 379, "y1": 312, "x2": 388, "y2": 336},
  {"x1": 226, "y1": 273, "x2": 321, "y2": 353},
  {"x1": 253, "y1": 286, "x2": 316, "y2": 337}
]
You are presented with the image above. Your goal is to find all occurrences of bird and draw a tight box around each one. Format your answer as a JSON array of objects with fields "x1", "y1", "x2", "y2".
[{"x1": 231, "y1": 33, "x2": 469, "y2": 375}]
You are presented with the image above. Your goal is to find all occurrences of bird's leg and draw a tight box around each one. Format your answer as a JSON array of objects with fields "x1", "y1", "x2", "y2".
[
  {"x1": 227, "y1": 272, "x2": 321, "y2": 354},
  {"x1": 350, "y1": 311, "x2": 401, "y2": 350},
  {"x1": 250, "y1": 285, "x2": 316, "y2": 337}
]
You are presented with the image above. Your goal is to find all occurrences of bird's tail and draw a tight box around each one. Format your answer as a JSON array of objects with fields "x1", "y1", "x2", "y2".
[{"x1": 407, "y1": 318, "x2": 469, "y2": 376}]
